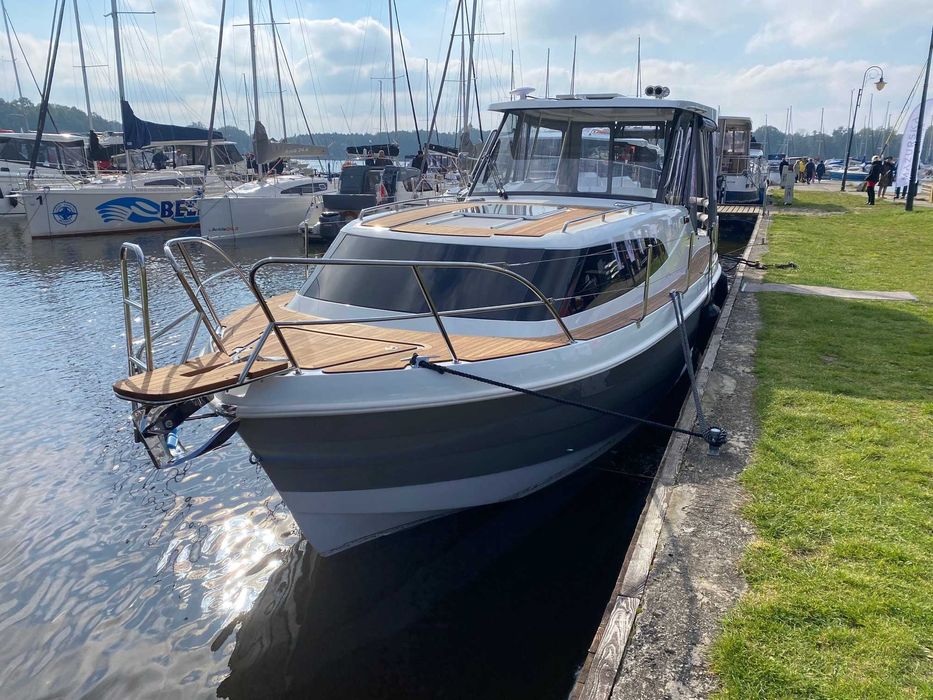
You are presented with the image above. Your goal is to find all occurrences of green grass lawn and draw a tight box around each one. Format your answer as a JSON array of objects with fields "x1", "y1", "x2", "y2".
[{"x1": 712, "y1": 190, "x2": 933, "y2": 699}]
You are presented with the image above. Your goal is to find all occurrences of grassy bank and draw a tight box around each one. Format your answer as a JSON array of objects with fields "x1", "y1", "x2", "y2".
[{"x1": 712, "y1": 190, "x2": 933, "y2": 698}]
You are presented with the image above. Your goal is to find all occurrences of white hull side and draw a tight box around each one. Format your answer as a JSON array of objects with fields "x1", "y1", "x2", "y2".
[
  {"x1": 22, "y1": 187, "x2": 200, "y2": 238},
  {"x1": 199, "y1": 194, "x2": 322, "y2": 240},
  {"x1": 281, "y1": 435, "x2": 616, "y2": 555}
]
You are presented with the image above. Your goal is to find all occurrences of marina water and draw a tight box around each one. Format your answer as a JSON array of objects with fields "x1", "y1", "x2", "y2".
[{"x1": 0, "y1": 220, "x2": 727, "y2": 699}]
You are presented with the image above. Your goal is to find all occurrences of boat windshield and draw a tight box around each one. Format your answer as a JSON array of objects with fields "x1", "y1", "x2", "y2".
[
  {"x1": 470, "y1": 111, "x2": 670, "y2": 201},
  {"x1": 299, "y1": 233, "x2": 667, "y2": 320}
]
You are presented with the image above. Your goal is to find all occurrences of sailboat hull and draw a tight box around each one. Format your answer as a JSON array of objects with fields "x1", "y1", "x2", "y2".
[{"x1": 22, "y1": 187, "x2": 200, "y2": 238}]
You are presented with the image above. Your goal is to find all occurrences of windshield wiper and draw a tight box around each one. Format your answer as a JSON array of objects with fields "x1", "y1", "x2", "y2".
[{"x1": 486, "y1": 161, "x2": 509, "y2": 199}]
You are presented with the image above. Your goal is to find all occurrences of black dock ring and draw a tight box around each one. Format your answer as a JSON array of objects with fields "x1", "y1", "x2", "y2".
[{"x1": 410, "y1": 354, "x2": 726, "y2": 447}]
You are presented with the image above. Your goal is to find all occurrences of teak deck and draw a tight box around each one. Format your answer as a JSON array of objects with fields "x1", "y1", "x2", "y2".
[
  {"x1": 113, "y1": 247, "x2": 712, "y2": 404},
  {"x1": 361, "y1": 201, "x2": 612, "y2": 237},
  {"x1": 112, "y1": 293, "x2": 568, "y2": 402}
]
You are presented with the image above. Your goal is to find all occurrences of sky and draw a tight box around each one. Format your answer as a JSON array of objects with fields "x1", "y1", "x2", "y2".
[{"x1": 2, "y1": 0, "x2": 932, "y2": 139}]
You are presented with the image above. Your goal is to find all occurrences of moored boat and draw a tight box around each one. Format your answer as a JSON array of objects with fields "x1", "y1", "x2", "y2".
[{"x1": 111, "y1": 94, "x2": 725, "y2": 555}]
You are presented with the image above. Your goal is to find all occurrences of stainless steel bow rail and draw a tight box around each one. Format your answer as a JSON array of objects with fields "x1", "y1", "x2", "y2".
[
  {"x1": 118, "y1": 238, "x2": 576, "y2": 468},
  {"x1": 240, "y1": 256, "x2": 576, "y2": 381}
]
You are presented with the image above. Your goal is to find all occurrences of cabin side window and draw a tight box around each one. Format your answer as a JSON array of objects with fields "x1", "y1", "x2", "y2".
[
  {"x1": 301, "y1": 234, "x2": 669, "y2": 321},
  {"x1": 557, "y1": 239, "x2": 668, "y2": 315},
  {"x1": 281, "y1": 182, "x2": 327, "y2": 195}
]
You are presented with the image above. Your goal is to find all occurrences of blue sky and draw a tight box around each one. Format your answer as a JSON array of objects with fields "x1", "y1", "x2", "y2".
[{"x1": 2, "y1": 0, "x2": 931, "y2": 137}]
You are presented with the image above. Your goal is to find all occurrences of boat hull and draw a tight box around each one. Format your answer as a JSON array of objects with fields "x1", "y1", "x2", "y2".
[
  {"x1": 21, "y1": 187, "x2": 200, "y2": 238},
  {"x1": 199, "y1": 193, "x2": 322, "y2": 240},
  {"x1": 235, "y1": 302, "x2": 702, "y2": 554}
]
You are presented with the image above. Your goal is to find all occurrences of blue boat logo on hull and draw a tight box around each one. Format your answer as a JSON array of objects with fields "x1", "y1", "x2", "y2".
[
  {"x1": 96, "y1": 196, "x2": 199, "y2": 225},
  {"x1": 52, "y1": 201, "x2": 78, "y2": 226}
]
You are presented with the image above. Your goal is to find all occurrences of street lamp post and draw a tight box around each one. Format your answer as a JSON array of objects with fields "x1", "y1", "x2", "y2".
[{"x1": 841, "y1": 65, "x2": 886, "y2": 192}]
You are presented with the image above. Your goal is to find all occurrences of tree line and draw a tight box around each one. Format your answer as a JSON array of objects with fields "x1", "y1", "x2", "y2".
[
  {"x1": 4, "y1": 97, "x2": 930, "y2": 164},
  {"x1": 753, "y1": 123, "x2": 933, "y2": 161}
]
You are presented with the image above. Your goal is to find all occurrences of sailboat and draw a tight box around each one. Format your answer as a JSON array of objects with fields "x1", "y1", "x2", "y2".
[
  {"x1": 198, "y1": 0, "x2": 328, "y2": 241},
  {"x1": 19, "y1": 1, "x2": 231, "y2": 238}
]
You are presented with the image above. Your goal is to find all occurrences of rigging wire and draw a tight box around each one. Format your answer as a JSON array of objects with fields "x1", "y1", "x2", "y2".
[
  {"x1": 291, "y1": 0, "x2": 332, "y2": 134},
  {"x1": 392, "y1": 0, "x2": 422, "y2": 150}
]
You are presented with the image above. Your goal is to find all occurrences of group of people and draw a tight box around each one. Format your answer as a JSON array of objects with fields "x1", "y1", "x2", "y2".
[
  {"x1": 864, "y1": 156, "x2": 899, "y2": 205},
  {"x1": 779, "y1": 157, "x2": 826, "y2": 186}
]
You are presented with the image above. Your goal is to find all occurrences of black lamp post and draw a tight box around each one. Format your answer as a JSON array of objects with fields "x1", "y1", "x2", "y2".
[{"x1": 841, "y1": 65, "x2": 886, "y2": 192}]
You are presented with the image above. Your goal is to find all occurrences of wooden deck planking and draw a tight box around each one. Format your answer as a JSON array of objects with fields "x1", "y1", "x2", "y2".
[
  {"x1": 718, "y1": 205, "x2": 762, "y2": 216},
  {"x1": 114, "y1": 247, "x2": 715, "y2": 402},
  {"x1": 360, "y1": 200, "x2": 609, "y2": 238}
]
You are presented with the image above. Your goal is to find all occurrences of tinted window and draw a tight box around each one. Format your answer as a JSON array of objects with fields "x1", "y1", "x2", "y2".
[
  {"x1": 301, "y1": 234, "x2": 668, "y2": 320},
  {"x1": 281, "y1": 182, "x2": 327, "y2": 195}
]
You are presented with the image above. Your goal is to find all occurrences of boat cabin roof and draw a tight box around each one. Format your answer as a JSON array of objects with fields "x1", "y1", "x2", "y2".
[
  {"x1": 719, "y1": 116, "x2": 753, "y2": 129},
  {"x1": 0, "y1": 132, "x2": 85, "y2": 145},
  {"x1": 489, "y1": 95, "x2": 716, "y2": 122}
]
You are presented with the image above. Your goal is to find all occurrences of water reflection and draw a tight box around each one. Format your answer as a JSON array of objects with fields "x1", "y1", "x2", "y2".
[{"x1": 216, "y1": 460, "x2": 656, "y2": 700}]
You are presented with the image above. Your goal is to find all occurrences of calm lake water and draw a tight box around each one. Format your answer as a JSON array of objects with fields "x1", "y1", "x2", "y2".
[{"x1": 0, "y1": 219, "x2": 717, "y2": 699}]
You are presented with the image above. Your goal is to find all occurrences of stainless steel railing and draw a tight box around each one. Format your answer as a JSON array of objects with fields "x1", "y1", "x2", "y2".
[
  {"x1": 237, "y1": 257, "x2": 577, "y2": 382},
  {"x1": 358, "y1": 194, "x2": 465, "y2": 222}
]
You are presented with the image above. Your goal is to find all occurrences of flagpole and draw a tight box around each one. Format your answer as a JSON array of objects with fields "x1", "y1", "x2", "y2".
[{"x1": 906, "y1": 25, "x2": 933, "y2": 211}]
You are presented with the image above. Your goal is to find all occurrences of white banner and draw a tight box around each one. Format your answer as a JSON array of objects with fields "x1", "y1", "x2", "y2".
[{"x1": 896, "y1": 99, "x2": 933, "y2": 189}]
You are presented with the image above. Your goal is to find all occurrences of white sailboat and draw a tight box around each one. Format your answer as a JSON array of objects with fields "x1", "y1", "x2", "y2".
[
  {"x1": 199, "y1": 0, "x2": 328, "y2": 241},
  {"x1": 19, "y1": 1, "x2": 232, "y2": 238}
]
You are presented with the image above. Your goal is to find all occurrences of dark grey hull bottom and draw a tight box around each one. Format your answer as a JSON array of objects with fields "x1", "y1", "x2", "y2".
[{"x1": 234, "y1": 302, "x2": 704, "y2": 553}]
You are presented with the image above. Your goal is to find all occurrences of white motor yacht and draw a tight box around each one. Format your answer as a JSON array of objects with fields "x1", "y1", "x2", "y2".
[
  {"x1": 717, "y1": 116, "x2": 767, "y2": 204},
  {"x1": 112, "y1": 94, "x2": 725, "y2": 555}
]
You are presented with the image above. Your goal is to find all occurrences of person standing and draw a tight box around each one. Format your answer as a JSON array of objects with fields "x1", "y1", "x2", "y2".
[
  {"x1": 779, "y1": 156, "x2": 790, "y2": 180},
  {"x1": 865, "y1": 155, "x2": 883, "y2": 205},
  {"x1": 781, "y1": 156, "x2": 796, "y2": 205},
  {"x1": 892, "y1": 160, "x2": 901, "y2": 199},
  {"x1": 878, "y1": 157, "x2": 894, "y2": 199},
  {"x1": 796, "y1": 157, "x2": 806, "y2": 183},
  {"x1": 805, "y1": 158, "x2": 815, "y2": 184},
  {"x1": 816, "y1": 159, "x2": 826, "y2": 182}
]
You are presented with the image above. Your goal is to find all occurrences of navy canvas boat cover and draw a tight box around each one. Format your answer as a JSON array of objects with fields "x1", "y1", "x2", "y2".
[{"x1": 121, "y1": 100, "x2": 223, "y2": 149}]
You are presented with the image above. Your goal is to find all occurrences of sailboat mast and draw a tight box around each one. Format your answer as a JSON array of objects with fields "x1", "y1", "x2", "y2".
[
  {"x1": 108, "y1": 0, "x2": 133, "y2": 176},
  {"x1": 545, "y1": 48, "x2": 550, "y2": 98},
  {"x1": 510, "y1": 49, "x2": 514, "y2": 96},
  {"x1": 109, "y1": 0, "x2": 126, "y2": 104},
  {"x1": 1, "y1": 0, "x2": 22, "y2": 100},
  {"x1": 73, "y1": 0, "x2": 93, "y2": 132},
  {"x1": 28, "y1": 0, "x2": 66, "y2": 180},
  {"x1": 388, "y1": 0, "x2": 397, "y2": 142},
  {"x1": 248, "y1": 0, "x2": 260, "y2": 131},
  {"x1": 462, "y1": 0, "x2": 478, "y2": 137},
  {"x1": 570, "y1": 35, "x2": 577, "y2": 94},
  {"x1": 206, "y1": 0, "x2": 227, "y2": 175},
  {"x1": 268, "y1": 0, "x2": 287, "y2": 141}
]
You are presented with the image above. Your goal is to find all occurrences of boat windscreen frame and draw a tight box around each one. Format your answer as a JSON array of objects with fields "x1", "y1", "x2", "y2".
[{"x1": 468, "y1": 107, "x2": 714, "y2": 204}]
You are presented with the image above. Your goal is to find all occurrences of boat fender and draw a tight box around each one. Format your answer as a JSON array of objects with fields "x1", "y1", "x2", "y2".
[
  {"x1": 702, "y1": 303, "x2": 721, "y2": 322},
  {"x1": 166, "y1": 428, "x2": 179, "y2": 453}
]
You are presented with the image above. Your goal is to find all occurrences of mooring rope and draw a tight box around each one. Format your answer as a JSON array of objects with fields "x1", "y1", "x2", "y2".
[
  {"x1": 719, "y1": 254, "x2": 798, "y2": 271},
  {"x1": 410, "y1": 355, "x2": 727, "y2": 448}
]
